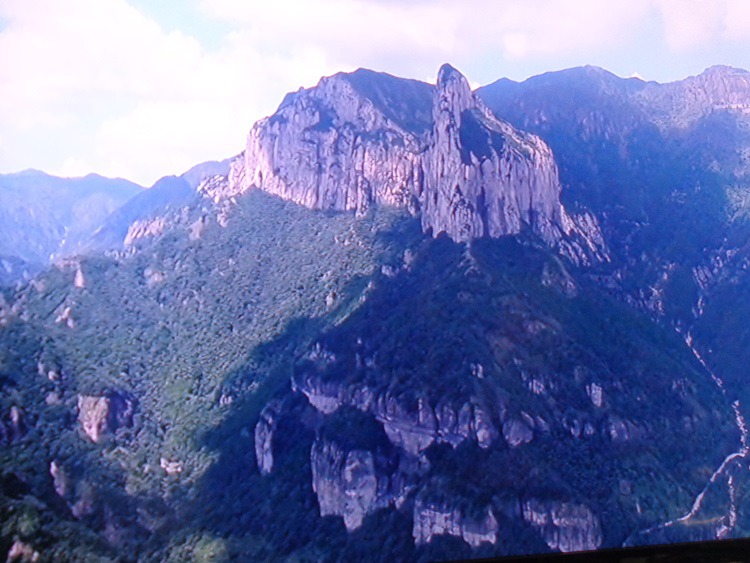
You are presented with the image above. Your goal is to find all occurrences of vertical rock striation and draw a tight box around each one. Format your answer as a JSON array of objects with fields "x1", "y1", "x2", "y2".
[
  {"x1": 412, "y1": 498, "x2": 498, "y2": 547},
  {"x1": 227, "y1": 64, "x2": 605, "y2": 262},
  {"x1": 254, "y1": 402, "x2": 281, "y2": 475},
  {"x1": 310, "y1": 436, "x2": 409, "y2": 531},
  {"x1": 229, "y1": 69, "x2": 430, "y2": 213},
  {"x1": 293, "y1": 374, "x2": 502, "y2": 454},
  {"x1": 421, "y1": 64, "x2": 568, "y2": 244},
  {"x1": 522, "y1": 499, "x2": 603, "y2": 553}
]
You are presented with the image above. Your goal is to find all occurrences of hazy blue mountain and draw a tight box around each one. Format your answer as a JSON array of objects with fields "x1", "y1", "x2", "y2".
[
  {"x1": 0, "y1": 170, "x2": 143, "y2": 282},
  {"x1": 478, "y1": 64, "x2": 750, "y2": 401},
  {"x1": 84, "y1": 158, "x2": 234, "y2": 254},
  {"x1": 180, "y1": 157, "x2": 233, "y2": 189}
]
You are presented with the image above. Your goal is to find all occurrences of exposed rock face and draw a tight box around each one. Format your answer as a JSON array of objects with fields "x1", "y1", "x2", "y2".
[
  {"x1": 50, "y1": 460, "x2": 70, "y2": 499},
  {"x1": 422, "y1": 64, "x2": 568, "y2": 244},
  {"x1": 503, "y1": 418, "x2": 534, "y2": 447},
  {"x1": 310, "y1": 437, "x2": 407, "y2": 531},
  {"x1": 254, "y1": 402, "x2": 281, "y2": 475},
  {"x1": 294, "y1": 374, "x2": 500, "y2": 455},
  {"x1": 77, "y1": 391, "x2": 135, "y2": 443},
  {"x1": 412, "y1": 499, "x2": 498, "y2": 547},
  {"x1": 124, "y1": 217, "x2": 167, "y2": 247},
  {"x1": 230, "y1": 69, "x2": 429, "y2": 213},
  {"x1": 74, "y1": 267, "x2": 85, "y2": 289},
  {"x1": 160, "y1": 458, "x2": 183, "y2": 475},
  {"x1": 8, "y1": 406, "x2": 26, "y2": 442},
  {"x1": 227, "y1": 65, "x2": 605, "y2": 262},
  {"x1": 6, "y1": 539, "x2": 40, "y2": 562},
  {"x1": 522, "y1": 499, "x2": 602, "y2": 553},
  {"x1": 49, "y1": 460, "x2": 97, "y2": 520}
]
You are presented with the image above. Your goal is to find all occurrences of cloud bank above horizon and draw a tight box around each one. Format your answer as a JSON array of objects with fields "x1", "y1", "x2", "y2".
[{"x1": 2, "y1": 0, "x2": 750, "y2": 186}]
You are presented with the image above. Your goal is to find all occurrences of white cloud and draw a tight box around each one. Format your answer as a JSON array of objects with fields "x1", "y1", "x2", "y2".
[
  {"x1": 656, "y1": 0, "x2": 750, "y2": 51},
  {"x1": 3, "y1": 0, "x2": 750, "y2": 185},
  {"x1": 462, "y1": 0, "x2": 651, "y2": 60},
  {"x1": 725, "y1": 0, "x2": 750, "y2": 40},
  {"x1": 0, "y1": 0, "x2": 273, "y2": 184},
  {"x1": 656, "y1": 0, "x2": 724, "y2": 51}
]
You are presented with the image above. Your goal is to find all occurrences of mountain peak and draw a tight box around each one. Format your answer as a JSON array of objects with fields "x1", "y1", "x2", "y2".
[
  {"x1": 435, "y1": 63, "x2": 474, "y2": 118},
  {"x1": 437, "y1": 63, "x2": 463, "y2": 84},
  {"x1": 228, "y1": 64, "x2": 605, "y2": 263},
  {"x1": 700, "y1": 64, "x2": 747, "y2": 77}
]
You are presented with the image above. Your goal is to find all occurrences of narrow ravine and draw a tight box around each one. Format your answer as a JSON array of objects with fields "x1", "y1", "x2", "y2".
[{"x1": 630, "y1": 333, "x2": 749, "y2": 543}]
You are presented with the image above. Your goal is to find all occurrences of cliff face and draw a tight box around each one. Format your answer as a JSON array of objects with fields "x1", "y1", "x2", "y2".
[
  {"x1": 293, "y1": 374, "x2": 502, "y2": 455},
  {"x1": 421, "y1": 64, "x2": 567, "y2": 244},
  {"x1": 522, "y1": 499, "x2": 602, "y2": 553},
  {"x1": 77, "y1": 392, "x2": 135, "y2": 444},
  {"x1": 413, "y1": 499, "x2": 498, "y2": 547},
  {"x1": 229, "y1": 69, "x2": 429, "y2": 214},
  {"x1": 228, "y1": 65, "x2": 605, "y2": 262},
  {"x1": 310, "y1": 436, "x2": 410, "y2": 531},
  {"x1": 254, "y1": 402, "x2": 280, "y2": 475}
]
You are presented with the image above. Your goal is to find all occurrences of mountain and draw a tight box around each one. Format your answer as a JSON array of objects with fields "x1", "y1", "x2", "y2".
[
  {"x1": 1, "y1": 63, "x2": 750, "y2": 561},
  {"x1": 227, "y1": 64, "x2": 604, "y2": 263},
  {"x1": 0, "y1": 160, "x2": 234, "y2": 287},
  {"x1": 84, "y1": 159, "x2": 234, "y2": 255},
  {"x1": 477, "y1": 64, "x2": 750, "y2": 398},
  {"x1": 0, "y1": 170, "x2": 143, "y2": 282}
]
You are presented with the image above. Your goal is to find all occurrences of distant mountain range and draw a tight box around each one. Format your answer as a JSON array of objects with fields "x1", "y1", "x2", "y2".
[
  {"x1": 0, "y1": 170, "x2": 141, "y2": 283},
  {"x1": 2, "y1": 64, "x2": 750, "y2": 561},
  {"x1": 0, "y1": 159, "x2": 232, "y2": 286}
]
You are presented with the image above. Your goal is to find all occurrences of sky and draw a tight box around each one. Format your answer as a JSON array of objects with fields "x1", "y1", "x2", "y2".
[{"x1": 2, "y1": 0, "x2": 750, "y2": 186}]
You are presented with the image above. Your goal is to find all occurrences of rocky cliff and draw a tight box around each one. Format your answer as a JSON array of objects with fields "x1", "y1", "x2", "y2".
[
  {"x1": 421, "y1": 64, "x2": 567, "y2": 244},
  {"x1": 228, "y1": 68, "x2": 430, "y2": 213},
  {"x1": 254, "y1": 402, "x2": 280, "y2": 475},
  {"x1": 292, "y1": 373, "x2": 503, "y2": 455},
  {"x1": 77, "y1": 391, "x2": 136, "y2": 443},
  {"x1": 413, "y1": 498, "x2": 498, "y2": 547},
  {"x1": 522, "y1": 499, "x2": 602, "y2": 553},
  {"x1": 310, "y1": 435, "x2": 410, "y2": 531},
  {"x1": 228, "y1": 65, "x2": 605, "y2": 262}
]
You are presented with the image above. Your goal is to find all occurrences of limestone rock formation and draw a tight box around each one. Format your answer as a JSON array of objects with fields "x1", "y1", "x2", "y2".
[
  {"x1": 254, "y1": 402, "x2": 281, "y2": 475},
  {"x1": 50, "y1": 460, "x2": 71, "y2": 499},
  {"x1": 8, "y1": 406, "x2": 26, "y2": 443},
  {"x1": 522, "y1": 499, "x2": 602, "y2": 553},
  {"x1": 77, "y1": 391, "x2": 136, "y2": 443},
  {"x1": 421, "y1": 64, "x2": 568, "y2": 244},
  {"x1": 412, "y1": 498, "x2": 498, "y2": 547},
  {"x1": 6, "y1": 539, "x2": 40, "y2": 563},
  {"x1": 293, "y1": 374, "x2": 500, "y2": 454},
  {"x1": 229, "y1": 69, "x2": 430, "y2": 213},
  {"x1": 310, "y1": 436, "x2": 408, "y2": 531},
  {"x1": 226, "y1": 64, "x2": 605, "y2": 263},
  {"x1": 503, "y1": 418, "x2": 534, "y2": 447}
]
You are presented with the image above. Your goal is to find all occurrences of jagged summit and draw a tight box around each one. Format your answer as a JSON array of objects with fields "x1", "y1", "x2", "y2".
[
  {"x1": 437, "y1": 63, "x2": 464, "y2": 83},
  {"x1": 698, "y1": 64, "x2": 748, "y2": 77},
  {"x1": 633, "y1": 64, "x2": 750, "y2": 128},
  {"x1": 434, "y1": 63, "x2": 474, "y2": 118},
  {"x1": 227, "y1": 64, "x2": 605, "y2": 263},
  {"x1": 424, "y1": 63, "x2": 568, "y2": 243}
]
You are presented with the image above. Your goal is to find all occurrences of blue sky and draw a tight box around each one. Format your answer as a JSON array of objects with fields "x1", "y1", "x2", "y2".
[{"x1": 2, "y1": 0, "x2": 750, "y2": 186}]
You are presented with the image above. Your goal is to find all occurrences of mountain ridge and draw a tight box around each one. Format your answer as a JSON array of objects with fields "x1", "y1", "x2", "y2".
[
  {"x1": 228, "y1": 63, "x2": 606, "y2": 264},
  {"x1": 3, "y1": 62, "x2": 750, "y2": 560}
]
